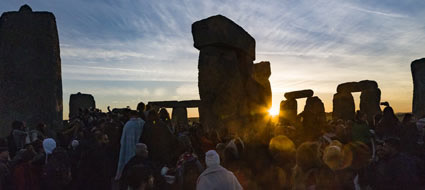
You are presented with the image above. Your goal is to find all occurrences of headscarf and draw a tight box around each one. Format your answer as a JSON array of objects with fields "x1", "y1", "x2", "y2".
[{"x1": 205, "y1": 150, "x2": 220, "y2": 167}]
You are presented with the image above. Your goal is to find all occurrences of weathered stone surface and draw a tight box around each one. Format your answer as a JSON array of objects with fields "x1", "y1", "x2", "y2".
[
  {"x1": 69, "y1": 92, "x2": 95, "y2": 118},
  {"x1": 300, "y1": 96, "x2": 326, "y2": 140},
  {"x1": 411, "y1": 58, "x2": 425, "y2": 118},
  {"x1": 0, "y1": 5, "x2": 62, "y2": 136},
  {"x1": 171, "y1": 107, "x2": 188, "y2": 127},
  {"x1": 252, "y1": 61, "x2": 271, "y2": 83},
  {"x1": 332, "y1": 92, "x2": 355, "y2": 120},
  {"x1": 284, "y1": 89, "x2": 314, "y2": 100},
  {"x1": 360, "y1": 88, "x2": 381, "y2": 123},
  {"x1": 248, "y1": 61, "x2": 272, "y2": 111},
  {"x1": 197, "y1": 46, "x2": 245, "y2": 134},
  {"x1": 358, "y1": 80, "x2": 378, "y2": 91},
  {"x1": 193, "y1": 16, "x2": 271, "y2": 137},
  {"x1": 337, "y1": 82, "x2": 361, "y2": 93},
  {"x1": 279, "y1": 99, "x2": 297, "y2": 124},
  {"x1": 192, "y1": 15, "x2": 256, "y2": 60}
]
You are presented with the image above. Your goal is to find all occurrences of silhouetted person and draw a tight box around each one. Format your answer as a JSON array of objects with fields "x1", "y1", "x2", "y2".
[
  {"x1": 371, "y1": 137, "x2": 423, "y2": 190},
  {"x1": 115, "y1": 111, "x2": 145, "y2": 180},
  {"x1": 196, "y1": 150, "x2": 242, "y2": 190},
  {"x1": 8, "y1": 121, "x2": 27, "y2": 158},
  {"x1": 12, "y1": 148, "x2": 39, "y2": 190},
  {"x1": 142, "y1": 110, "x2": 178, "y2": 166},
  {"x1": 41, "y1": 147, "x2": 71, "y2": 190},
  {"x1": 159, "y1": 108, "x2": 174, "y2": 134},
  {"x1": 137, "y1": 102, "x2": 146, "y2": 120},
  {"x1": 352, "y1": 111, "x2": 372, "y2": 145},
  {"x1": 121, "y1": 143, "x2": 154, "y2": 190},
  {"x1": 375, "y1": 106, "x2": 401, "y2": 139},
  {"x1": 175, "y1": 136, "x2": 203, "y2": 190}
]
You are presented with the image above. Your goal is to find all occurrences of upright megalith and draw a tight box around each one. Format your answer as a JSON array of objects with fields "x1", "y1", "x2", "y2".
[
  {"x1": 192, "y1": 15, "x2": 271, "y2": 136},
  {"x1": 300, "y1": 96, "x2": 326, "y2": 140},
  {"x1": 279, "y1": 99, "x2": 297, "y2": 124},
  {"x1": 333, "y1": 92, "x2": 355, "y2": 121},
  {"x1": 333, "y1": 82, "x2": 358, "y2": 120},
  {"x1": 411, "y1": 58, "x2": 425, "y2": 118},
  {"x1": 279, "y1": 89, "x2": 314, "y2": 124},
  {"x1": 359, "y1": 80, "x2": 381, "y2": 123},
  {"x1": 0, "y1": 5, "x2": 62, "y2": 136},
  {"x1": 69, "y1": 93, "x2": 95, "y2": 118},
  {"x1": 171, "y1": 107, "x2": 188, "y2": 128},
  {"x1": 332, "y1": 80, "x2": 381, "y2": 122}
]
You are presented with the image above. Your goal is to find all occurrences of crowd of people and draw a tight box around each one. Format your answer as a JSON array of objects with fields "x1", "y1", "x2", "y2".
[{"x1": 0, "y1": 101, "x2": 424, "y2": 190}]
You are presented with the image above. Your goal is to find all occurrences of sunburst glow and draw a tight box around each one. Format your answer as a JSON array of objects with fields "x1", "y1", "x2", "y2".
[{"x1": 268, "y1": 106, "x2": 280, "y2": 116}]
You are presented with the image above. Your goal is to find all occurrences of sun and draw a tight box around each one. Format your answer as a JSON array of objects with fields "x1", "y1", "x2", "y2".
[{"x1": 268, "y1": 106, "x2": 280, "y2": 116}]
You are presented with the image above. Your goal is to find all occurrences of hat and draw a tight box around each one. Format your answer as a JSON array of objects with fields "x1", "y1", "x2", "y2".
[{"x1": 205, "y1": 150, "x2": 220, "y2": 167}]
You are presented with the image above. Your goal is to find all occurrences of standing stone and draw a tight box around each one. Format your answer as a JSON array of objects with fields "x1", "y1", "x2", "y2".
[
  {"x1": 279, "y1": 99, "x2": 297, "y2": 124},
  {"x1": 251, "y1": 61, "x2": 272, "y2": 110},
  {"x1": 411, "y1": 58, "x2": 425, "y2": 118},
  {"x1": 0, "y1": 5, "x2": 62, "y2": 136},
  {"x1": 171, "y1": 107, "x2": 188, "y2": 128},
  {"x1": 69, "y1": 92, "x2": 95, "y2": 118},
  {"x1": 300, "y1": 96, "x2": 326, "y2": 140},
  {"x1": 360, "y1": 85, "x2": 381, "y2": 124},
  {"x1": 192, "y1": 15, "x2": 271, "y2": 136},
  {"x1": 332, "y1": 92, "x2": 355, "y2": 120}
]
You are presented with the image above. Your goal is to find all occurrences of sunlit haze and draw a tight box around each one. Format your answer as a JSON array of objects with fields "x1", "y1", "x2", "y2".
[{"x1": 2, "y1": 0, "x2": 424, "y2": 119}]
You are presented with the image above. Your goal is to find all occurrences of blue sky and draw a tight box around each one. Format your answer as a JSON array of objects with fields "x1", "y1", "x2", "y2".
[{"x1": 1, "y1": 0, "x2": 425, "y2": 118}]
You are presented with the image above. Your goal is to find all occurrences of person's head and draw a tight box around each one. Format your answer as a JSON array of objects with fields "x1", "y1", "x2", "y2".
[
  {"x1": 205, "y1": 150, "x2": 220, "y2": 168},
  {"x1": 12, "y1": 120, "x2": 25, "y2": 130},
  {"x1": 42, "y1": 138, "x2": 56, "y2": 155},
  {"x1": 137, "y1": 102, "x2": 146, "y2": 113},
  {"x1": 343, "y1": 141, "x2": 371, "y2": 170},
  {"x1": 178, "y1": 135, "x2": 193, "y2": 152},
  {"x1": 127, "y1": 165, "x2": 153, "y2": 190},
  {"x1": 36, "y1": 123, "x2": 47, "y2": 132},
  {"x1": 135, "y1": 143, "x2": 148, "y2": 158},
  {"x1": 269, "y1": 135, "x2": 296, "y2": 168},
  {"x1": 382, "y1": 137, "x2": 400, "y2": 159},
  {"x1": 145, "y1": 104, "x2": 152, "y2": 112},
  {"x1": 21, "y1": 148, "x2": 36, "y2": 163},
  {"x1": 129, "y1": 110, "x2": 139, "y2": 118},
  {"x1": 158, "y1": 108, "x2": 170, "y2": 121},
  {"x1": 382, "y1": 106, "x2": 396, "y2": 120},
  {"x1": 322, "y1": 141, "x2": 344, "y2": 171},
  {"x1": 296, "y1": 141, "x2": 322, "y2": 171},
  {"x1": 402, "y1": 113, "x2": 415, "y2": 125},
  {"x1": 147, "y1": 110, "x2": 158, "y2": 122}
]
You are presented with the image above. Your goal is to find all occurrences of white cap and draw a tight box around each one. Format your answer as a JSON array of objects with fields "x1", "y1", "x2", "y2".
[{"x1": 205, "y1": 150, "x2": 220, "y2": 167}]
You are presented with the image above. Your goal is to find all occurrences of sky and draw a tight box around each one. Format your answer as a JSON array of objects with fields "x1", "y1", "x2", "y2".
[{"x1": 1, "y1": 0, "x2": 425, "y2": 119}]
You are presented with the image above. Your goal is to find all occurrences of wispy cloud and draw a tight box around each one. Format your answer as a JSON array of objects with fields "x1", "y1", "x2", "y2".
[
  {"x1": 347, "y1": 6, "x2": 408, "y2": 18},
  {"x1": 1, "y1": 0, "x2": 424, "y2": 113}
]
